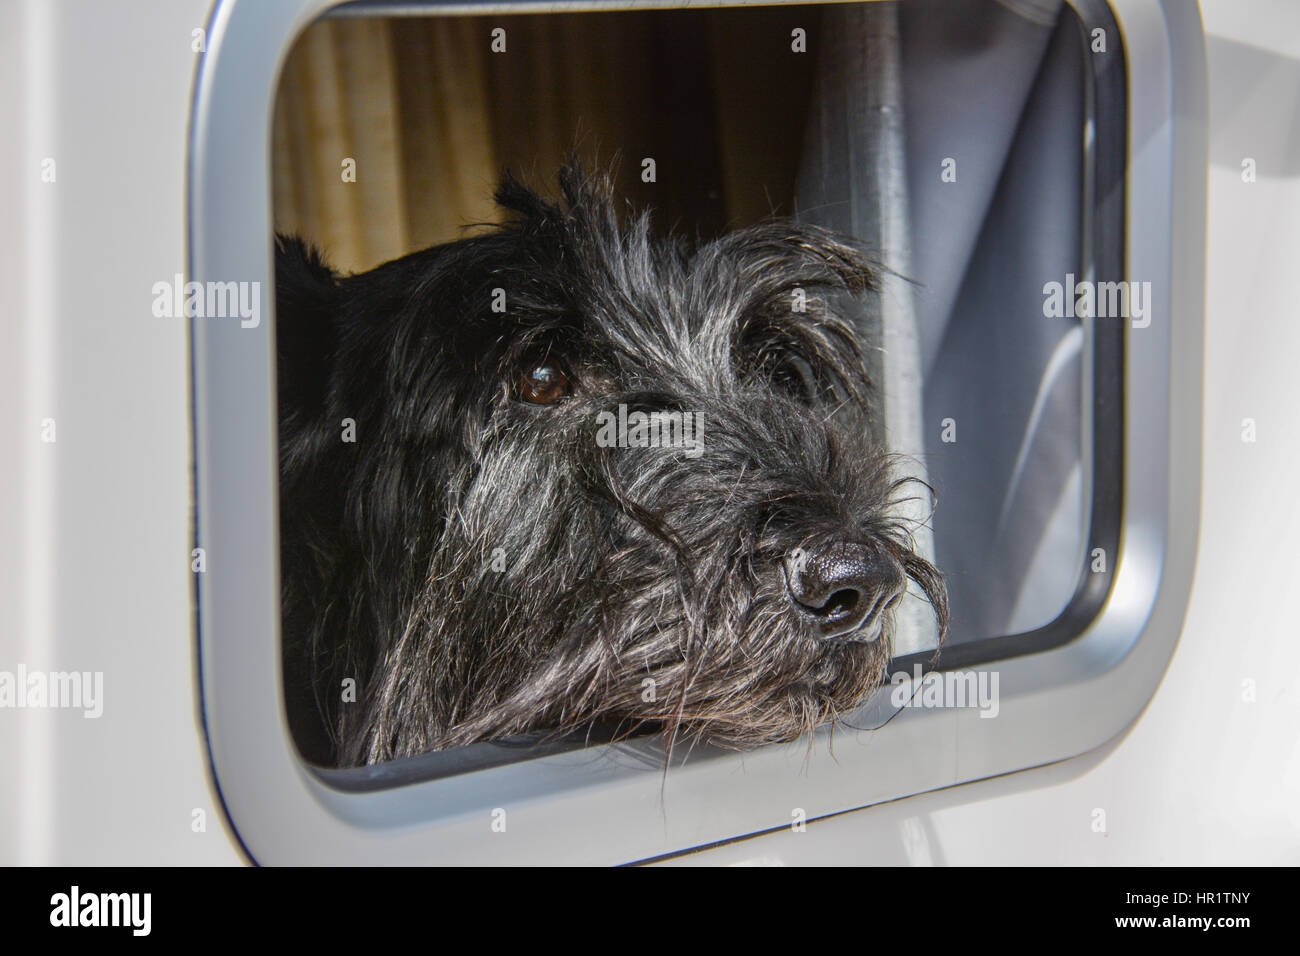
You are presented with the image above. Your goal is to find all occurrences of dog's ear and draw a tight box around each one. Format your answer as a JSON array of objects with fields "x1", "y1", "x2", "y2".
[
  {"x1": 275, "y1": 234, "x2": 339, "y2": 421},
  {"x1": 495, "y1": 171, "x2": 560, "y2": 225},
  {"x1": 494, "y1": 159, "x2": 622, "y2": 242}
]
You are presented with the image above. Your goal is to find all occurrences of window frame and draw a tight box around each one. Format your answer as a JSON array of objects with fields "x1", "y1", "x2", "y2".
[{"x1": 189, "y1": 0, "x2": 1206, "y2": 864}]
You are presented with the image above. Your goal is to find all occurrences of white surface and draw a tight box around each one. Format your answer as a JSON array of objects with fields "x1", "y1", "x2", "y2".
[{"x1": 0, "y1": 0, "x2": 244, "y2": 865}]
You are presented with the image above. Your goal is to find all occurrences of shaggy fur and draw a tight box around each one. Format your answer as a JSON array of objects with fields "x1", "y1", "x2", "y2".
[{"x1": 276, "y1": 164, "x2": 947, "y2": 767}]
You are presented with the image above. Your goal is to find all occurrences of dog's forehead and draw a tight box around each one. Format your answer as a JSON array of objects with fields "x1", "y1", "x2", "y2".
[
  {"x1": 495, "y1": 214, "x2": 853, "y2": 363},
  {"x1": 419, "y1": 170, "x2": 874, "y2": 395}
]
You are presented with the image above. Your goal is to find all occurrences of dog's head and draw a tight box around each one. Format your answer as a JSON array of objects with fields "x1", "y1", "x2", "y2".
[{"x1": 277, "y1": 163, "x2": 947, "y2": 765}]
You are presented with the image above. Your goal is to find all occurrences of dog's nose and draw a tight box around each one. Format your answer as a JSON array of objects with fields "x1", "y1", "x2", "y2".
[{"x1": 783, "y1": 542, "x2": 906, "y2": 641}]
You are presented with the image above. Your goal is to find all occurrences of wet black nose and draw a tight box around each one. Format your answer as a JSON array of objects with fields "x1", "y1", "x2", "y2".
[{"x1": 784, "y1": 542, "x2": 906, "y2": 641}]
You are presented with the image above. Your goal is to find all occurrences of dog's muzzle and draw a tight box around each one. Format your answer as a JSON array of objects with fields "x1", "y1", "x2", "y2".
[{"x1": 783, "y1": 542, "x2": 906, "y2": 641}]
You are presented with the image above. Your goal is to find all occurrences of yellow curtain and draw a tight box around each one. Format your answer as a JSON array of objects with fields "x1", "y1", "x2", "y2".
[{"x1": 272, "y1": 10, "x2": 818, "y2": 274}]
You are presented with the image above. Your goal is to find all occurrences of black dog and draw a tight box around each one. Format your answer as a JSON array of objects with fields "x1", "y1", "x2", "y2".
[{"x1": 276, "y1": 164, "x2": 947, "y2": 767}]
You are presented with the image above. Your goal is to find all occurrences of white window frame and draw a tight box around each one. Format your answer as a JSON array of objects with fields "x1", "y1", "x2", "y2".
[{"x1": 189, "y1": 0, "x2": 1206, "y2": 864}]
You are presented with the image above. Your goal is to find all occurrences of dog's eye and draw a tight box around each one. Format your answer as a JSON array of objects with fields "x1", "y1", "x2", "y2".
[
  {"x1": 771, "y1": 355, "x2": 819, "y2": 402},
  {"x1": 517, "y1": 361, "x2": 571, "y2": 405}
]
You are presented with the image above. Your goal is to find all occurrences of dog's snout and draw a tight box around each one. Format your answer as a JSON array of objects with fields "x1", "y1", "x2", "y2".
[{"x1": 783, "y1": 542, "x2": 906, "y2": 641}]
